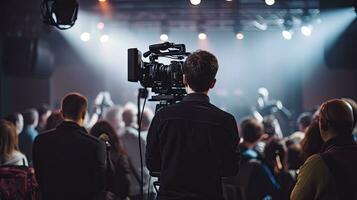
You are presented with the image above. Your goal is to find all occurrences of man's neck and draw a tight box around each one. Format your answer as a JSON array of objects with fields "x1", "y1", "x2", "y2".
[
  {"x1": 186, "y1": 86, "x2": 209, "y2": 96},
  {"x1": 63, "y1": 118, "x2": 82, "y2": 126}
]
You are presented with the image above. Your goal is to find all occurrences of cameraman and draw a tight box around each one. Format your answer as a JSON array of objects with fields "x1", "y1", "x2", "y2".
[{"x1": 146, "y1": 50, "x2": 240, "y2": 200}]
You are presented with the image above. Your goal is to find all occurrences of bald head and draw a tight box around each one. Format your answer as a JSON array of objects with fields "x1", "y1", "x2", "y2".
[{"x1": 319, "y1": 99, "x2": 354, "y2": 141}]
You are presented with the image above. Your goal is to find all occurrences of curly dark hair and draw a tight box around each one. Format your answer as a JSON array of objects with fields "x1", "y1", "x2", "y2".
[{"x1": 183, "y1": 50, "x2": 218, "y2": 92}]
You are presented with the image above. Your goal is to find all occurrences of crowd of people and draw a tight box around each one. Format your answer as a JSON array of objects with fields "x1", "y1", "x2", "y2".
[
  {"x1": 0, "y1": 50, "x2": 357, "y2": 200},
  {"x1": 0, "y1": 94, "x2": 155, "y2": 200}
]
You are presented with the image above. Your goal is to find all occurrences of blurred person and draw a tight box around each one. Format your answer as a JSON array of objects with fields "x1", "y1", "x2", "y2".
[
  {"x1": 0, "y1": 120, "x2": 28, "y2": 166},
  {"x1": 297, "y1": 112, "x2": 312, "y2": 133},
  {"x1": 19, "y1": 108, "x2": 39, "y2": 164},
  {"x1": 36, "y1": 105, "x2": 51, "y2": 132},
  {"x1": 300, "y1": 119, "x2": 324, "y2": 159},
  {"x1": 265, "y1": 139, "x2": 296, "y2": 200},
  {"x1": 239, "y1": 117, "x2": 266, "y2": 163},
  {"x1": 146, "y1": 50, "x2": 240, "y2": 200},
  {"x1": 44, "y1": 110, "x2": 64, "y2": 131},
  {"x1": 253, "y1": 116, "x2": 281, "y2": 158},
  {"x1": 120, "y1": 104, "x2": 154, "y2": 200},
  {"x1": 4, "y1": 112, "x2": 24, "y2": 134},
  {"x1": 342, "y1": 98, "x2": 357, "y2": 139},
  {"x1": 104, "y1": 106, "x2": 123, "y2": 135},
  {"x1": 227, "y1": 120, "x2": 278, "y2": 200},
  {"x1": 140, "y1": 108, "x2": 154, "y2": 139},
  {"x1": 33, "y1": 93, "x2": 107, "y2": 200},
  {"x1": 90, "y1": 120, "x2": 130, "y2": 200},
  {"x1": 291, "y1": 99, "x2": 357, "y2": 200}
]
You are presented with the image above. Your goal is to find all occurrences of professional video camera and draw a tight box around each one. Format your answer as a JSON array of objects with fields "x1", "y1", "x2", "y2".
[{"x1": 128, "y1": 42, "x2": 190, "y2": 104}]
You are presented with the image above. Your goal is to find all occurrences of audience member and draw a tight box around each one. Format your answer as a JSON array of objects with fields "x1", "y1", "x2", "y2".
[
  {"x1": 239, "y1": 118, "x2": 266, "y2": 163},
  {"x1": 291, "y1": 99, "x2": 357, "y2": 199},
  {"x1": 120, "y1": 104, "x2": 154, "y2": 200},
  {"x1": 140, "y1": 108, "x2": 154, "y2": 139},
  {"x1": 297, "y1": 112, "x2": 312, "y2": 133},
  {"x1": 36, "y1": 105, "x2": 51, "y2": 132},
  {"x1": 0, "y1": 120, "x2": 28, "y2": 166},
  {"x1": 300, "y1": 119, "x2": 324, "y2": 159},
  {"x1": 265, "y1": 139, "x2": 295, "y2": 200},
  {"x1": 33, "y1": 93, "x2": 107, "y2": 200},
  {"x1": 90, "y1": 120, "x2": 130, "y2": 200},
  {"x1": 19, "y1": 108, "x2": 39, "y2": 164},
  {"x1": 342, "y1": 98, "x2": 357, "y2": 139},
  {"x1": 229, "y1": 119, "x2": 278, "y2": 200},
  {"x1": 44, "y1": 110, "x2": 64, "y2": 131},
  {"x1": 104, "y1": 105, "x2": 123, "y2": 135},
  {"x1": 4, "y1": 112, "x2": 24, "y2": 134}
]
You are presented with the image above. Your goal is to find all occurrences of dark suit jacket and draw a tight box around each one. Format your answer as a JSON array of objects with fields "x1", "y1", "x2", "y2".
[
  {"x1": 146, "y1": 93, "x2": 240, "y2": 200},
  {"x1": 33, "y1": 121, "x2": 107, "y2": 200}
]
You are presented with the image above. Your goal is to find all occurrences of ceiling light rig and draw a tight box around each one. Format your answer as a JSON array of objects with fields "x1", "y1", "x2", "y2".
[
  {"x1": 282, "y1": 14, "x2": 294, "y2": 40},
  {"x1": 300, "y1": 10, "x2": 313, "y2": 36},
  {"x1": 190, "y1": 0, "x2": 201, "y2": 6}
]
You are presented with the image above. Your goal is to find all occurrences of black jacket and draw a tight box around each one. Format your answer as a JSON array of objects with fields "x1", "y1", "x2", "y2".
[
  {"x1": 146, "y1": 93, "x2": 240, "y2": 200},
  {"x1": 33, "y1": 121, "x2": 107, "y2": 200}
]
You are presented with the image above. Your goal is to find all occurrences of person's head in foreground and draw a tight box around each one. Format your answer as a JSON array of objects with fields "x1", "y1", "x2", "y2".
[
  {"x1": 183, "y1": 50, "x2": 218, "y2": 94},
  {"x1": 61, "y1": 93, "x2": 88, "y2": 126},
  {"x1": 319, "y1": 99, "x2": 354, "y2": 142}
]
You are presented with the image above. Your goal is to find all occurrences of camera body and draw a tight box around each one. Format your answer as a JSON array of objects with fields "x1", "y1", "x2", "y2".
[{"x1": 128, "y1": 42, "x2": 190, "y2": 101}]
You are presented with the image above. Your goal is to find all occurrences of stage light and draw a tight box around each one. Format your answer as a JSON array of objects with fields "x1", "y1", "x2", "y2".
[
  {"x1": 198, "y1": 33, "x2": 207, "y2": 40},
  {"x1": 100, "y1": 35, "x2": 109, "y2": 43},
  {"x1": 226, "y1": 0, "x2": 233, "y2": 1},
  {"x1": 41, "y1": 0, "x2": 79, "y2": 30},
  {"x1": 282, "y1": 30, "x2": 292, "y2": 40},
  {"x1": 301, "y1": 25, "x2": 313, "y2": 36},
  {"x1": 98, "y1": 0, "x2": 106, "y2": 2},
  {"x1": 265, "y1": 0, "x2": 275, "y2": 6},
  {"x1": 80, "y1": 32, "x2": 91, "y2": 42},
  {"x1": 236, "y1": 32, "x2": 244, "y2": 40},
  {"x1": 190, "y1": 0, "x2": 201, "y2": 6},
  {"x1": 160, "y1": 34, "x2": 169, "y2": 41},
  {"x1": 97, "y1": 22, "x2": 105, "y2": 30}
]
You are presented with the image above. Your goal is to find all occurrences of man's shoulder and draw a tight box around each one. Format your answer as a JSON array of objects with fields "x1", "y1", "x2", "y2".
[
  {"x1": 36, "y1": 127, "x2": 101, "y2": 145},
  {"x1": 157, "y1": 101, "x2": 235, "y2": 121}
]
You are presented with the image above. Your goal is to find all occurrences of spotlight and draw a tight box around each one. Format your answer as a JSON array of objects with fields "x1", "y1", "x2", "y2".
[
  {"x1": 100, "y1": 35, "x2": 109, "y2": 43},
  {"x1": 41, "y1": 0, "x2": 79, "y2": 30},
  {"x1": 282, "y1": 30, "x2": 292, "y2": 40},
  {"x1": 282, "y1": 15, "x2": 294, "y2": 40},
  {"x1": 190, "y1": 0, "x2": 201, "y2": 6},
  {"x1": 236, "y1": 32, "x2": 244, "y2": 40},
  {"x1": 97, "y1": 22, "x2": 105, "y2": 30},
  {"x1": 160, "y1": 34, "x2": 169, "y2": 41},
  {"x1": 265, "y1": 0, "x2": 275, "y2": 6},
  {"x1": 98, "y1": 0, "x2": 106, "y2": 2},
  {"x1": 300, "y1": 10, "x2": 313, "y2": 37},
  {"x1": 301, "y1": 25, "x2": 313, "y2": 36},
  {"x1": 226, "y1": 0, "x2": 233, "y2": 1},
  {"x1": 80, "y1": 32, "x2": 91, "y2": 42},
  {"x1": 198, "y1": 33, "x2": 207, "y2": 40}
]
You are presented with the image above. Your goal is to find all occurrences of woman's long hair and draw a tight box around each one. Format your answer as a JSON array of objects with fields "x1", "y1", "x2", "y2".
[
  {"x1": 0, "y1": 120, "x2": 19, "y2": 162},
  {"x1": 301, "y1": 119, "x2": 324, "y2": 159},
  {"x1": 90, "y1": 120, "x2": 126, "y2": 156}
]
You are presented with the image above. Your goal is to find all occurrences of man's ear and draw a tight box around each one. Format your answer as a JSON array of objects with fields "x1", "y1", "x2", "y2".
[
  {"x1": 209, "y1": 78, "x2": 216, "y2": 89},
  {"x1": 183, "y1": 74, "x2": 188, "y2": 87}
]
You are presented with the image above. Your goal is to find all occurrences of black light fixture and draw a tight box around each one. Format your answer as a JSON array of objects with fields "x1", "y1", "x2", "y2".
[{"x1": 41, "y1": 0, "x2": 79, "y2": 30}]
